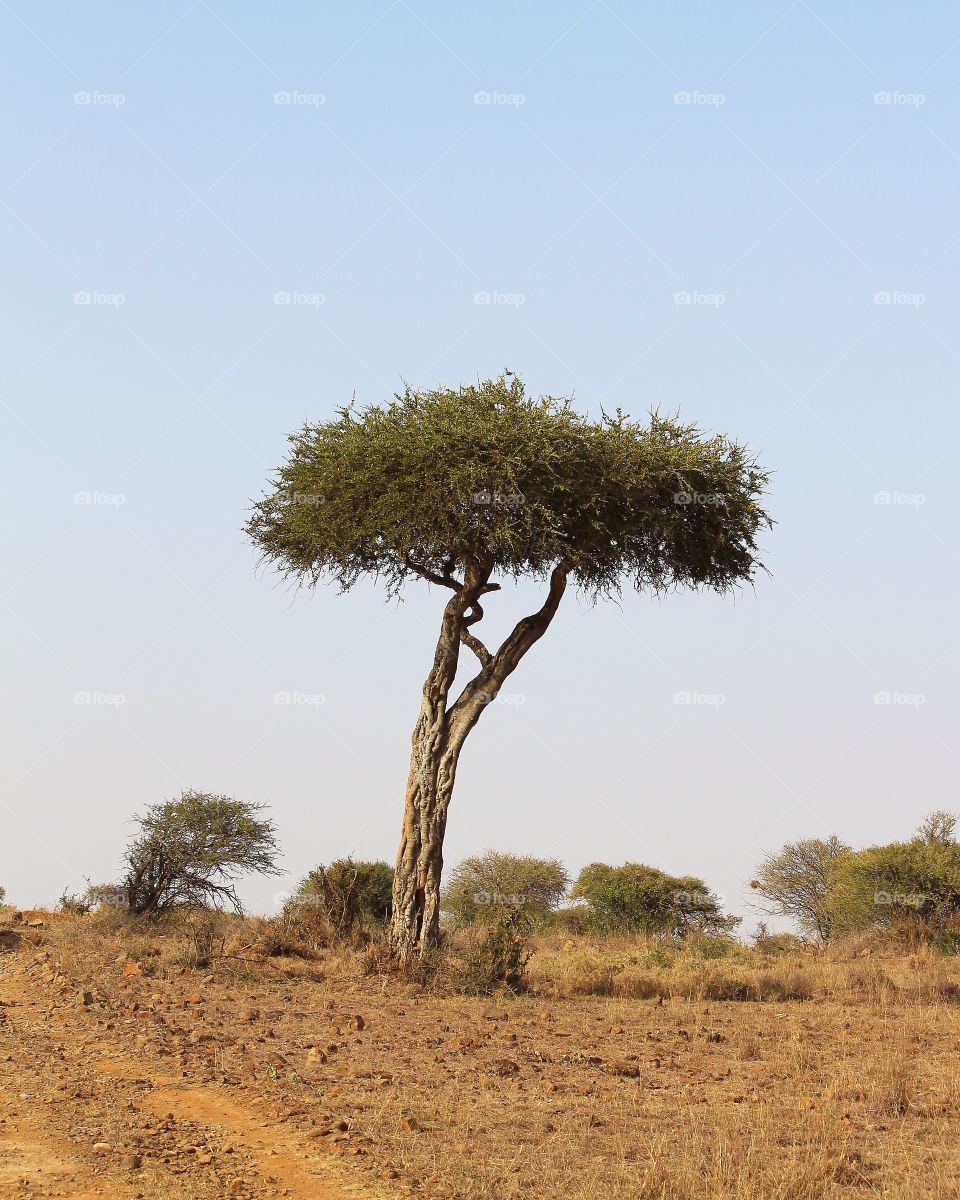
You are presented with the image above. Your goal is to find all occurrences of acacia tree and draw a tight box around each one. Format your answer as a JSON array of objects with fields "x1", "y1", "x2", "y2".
[
  {"x1": 123, "y1": 790, "x2": 280, "y2": 918},
  {"x1": 750, "y1": 836, "x2": 852, "y2": 944},
  {"x1": 247, "y1": 375, "x2": 770, "y2": 962}
]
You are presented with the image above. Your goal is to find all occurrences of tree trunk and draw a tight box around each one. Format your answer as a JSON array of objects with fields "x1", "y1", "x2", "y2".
[
  {"x1": 389, "y1": 703, "x2": 461, "y2": 963},
  {"x1": 389, "y1": 558, "x2": 569, "y2": 964}
]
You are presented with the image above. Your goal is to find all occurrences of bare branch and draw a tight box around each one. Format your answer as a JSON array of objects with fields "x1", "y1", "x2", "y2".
[{"x1": 404, "y1": 552, "x2": 462, "y2": 591}]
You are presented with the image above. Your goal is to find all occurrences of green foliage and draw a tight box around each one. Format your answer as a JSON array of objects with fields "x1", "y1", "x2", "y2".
[
  {"x1": 289, "y1": 859, "x2": 393, "y2": 941},
  {"x1": 570, "y1": 862, "x2": 732, "y2": 936},
  {"x1": 246, "y1": 374, "x2": 771, "y2": 601},
  {"x1": 827, "y1": 838, "x2": 960, "y2": 935},
  {"x1": 122, "y1": 790, "x2": 280, "y2": 918},
  {"x1": 457, "y1": 909, "x2": 532, "y2": 995},
  {"x1": 750, "y1": 836, "x2": 851, "y2": 943},
  {"x1": 442, "y1": 851, "x2": 569, "y2": 926}
]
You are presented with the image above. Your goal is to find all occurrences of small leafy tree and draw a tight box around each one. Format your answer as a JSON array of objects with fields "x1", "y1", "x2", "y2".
[
  {"x1": 247, "y1": 375, "x2": 770, "y2": 961},
  {"x1": 917, "y1": 810, "x2": 957, "y2": 846},
  {"x1": 571, "y1": 862, "x2": 731, "y2": 935},
  {"x1": 750, "y1": 836, "x2": 851, "y2": 944},
  {"x1": 122, "y1": 790, "x2": 280, "y2": 918},
  {"x1": 827, "y1": 839, "x2": 960, "y2": 936},
  {"x1": 442, "y1": 851, "x2": 569, "y2": 926},
  {"x1": 289, "y1": 859, "x2": 393, "y2": 940}
]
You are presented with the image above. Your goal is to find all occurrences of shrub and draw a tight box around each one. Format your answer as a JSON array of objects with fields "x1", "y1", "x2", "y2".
[
  {"x1": 827, "y1": 839, "x2": 960, "y2": 938},
  {"x1": 442, "y1": 851, "x2": 569, "y2": 927},
  {"x1": 457, "y1": 909, "x2": 532, "y2": 994},
  {"x1": 288, "y1": 859, "x2": 393, "y2": 942},
  {"x1": 750, "y1": 836, "x2": 851, "y2": 943},
  {"x1": 121, "y1": 790, "x2": 280, "y2": 918},
  {"x1": 570, "y1": 862, "x2": 733, "y2": 936}
]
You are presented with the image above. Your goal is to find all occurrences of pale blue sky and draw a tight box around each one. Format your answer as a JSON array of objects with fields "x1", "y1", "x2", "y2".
[{"x1": 2, "y1": 2, "x2": 958, "y2": 922}]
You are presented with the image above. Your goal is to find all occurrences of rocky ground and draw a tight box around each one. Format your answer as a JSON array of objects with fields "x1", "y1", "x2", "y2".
[{"x1": 4, "y1": 914, "x2": 960, "y2": 1198}]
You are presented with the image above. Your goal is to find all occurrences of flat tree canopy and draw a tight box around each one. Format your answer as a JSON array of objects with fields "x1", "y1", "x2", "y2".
[
  {"x1": 247, "y1": 375, "x2": 771, "y2": 960},
  {"x1": 247, "y1": 375, "x2": 770, "y2": 600}
]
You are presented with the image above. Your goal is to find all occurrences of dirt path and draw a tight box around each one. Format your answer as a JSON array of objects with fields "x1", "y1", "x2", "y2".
[{"x1": 0, "y1": 944, "x2": 382, "y2": 1200}]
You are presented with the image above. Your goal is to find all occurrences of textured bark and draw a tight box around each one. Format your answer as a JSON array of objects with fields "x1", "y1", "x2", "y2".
[{"x1": 389, "y1": 559, "x2": 569, "y2": 964}]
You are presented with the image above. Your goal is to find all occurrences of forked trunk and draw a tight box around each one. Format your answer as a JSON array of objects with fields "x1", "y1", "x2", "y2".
[{"x1": 388, "y1": 559, "x2": 569, "y2": 964}]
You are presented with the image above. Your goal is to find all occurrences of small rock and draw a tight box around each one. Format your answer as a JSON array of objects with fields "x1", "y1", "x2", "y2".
[
  {"x1": 306, "y1": 1047, "x2": 327, "y2": 1066},
  {"x1": 92, "y1": 1142, "x2": 112, "y2": 1154},
  {"x1": 401, "y1": 1115, "x2": 422, "y2": 1133},
  {"x1": 123, "y1": 1153, "x2": 142, "y2": 1170},
  {"x1": 81, "y1": 991, "x2": 94, "y2": 1006},
  {"x1": 353, "y1": 1014, "x2": 365, "y2": 1031}
]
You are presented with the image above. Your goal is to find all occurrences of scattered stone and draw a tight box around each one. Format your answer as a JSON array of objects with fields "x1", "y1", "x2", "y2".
[{"x1": 92, "y1": 1141, "x2": 112, "y2": 1154}]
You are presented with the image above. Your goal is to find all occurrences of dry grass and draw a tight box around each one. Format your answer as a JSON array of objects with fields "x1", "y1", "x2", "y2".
[{"x1": 11, "y1": 909, "x2": 960, "y2": 1199}]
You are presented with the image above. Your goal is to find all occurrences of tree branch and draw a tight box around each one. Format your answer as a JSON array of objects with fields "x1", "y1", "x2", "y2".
[
  {"x1": 447, "y1": 559, "x2": 570, "y2": 733},
  {"x1": 404, "y1": 552, "x2": 462, "y2": 591},
  {"x1": 460, "y1": 599, "x2": 493, "y2": 667}
]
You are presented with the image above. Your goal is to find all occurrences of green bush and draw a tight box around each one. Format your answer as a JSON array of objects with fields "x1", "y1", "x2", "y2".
[
  {"x1": 570, "y1": 862, "x2": 733, "y2": 936},
  {"x1": 456, "y1": 909, "x2": 532, "y2": 995},
  {"x1": 827, "y1": 839, "x2": 960, "y2": 936},
  {"x1": 289, "y1": 859, "x2": 393, "y2": 941},
  {"x1": 122, "y1": 790, "x2": 280, "y2": 918},
  {"x1": 442, "y1": 851, "x2": 568, "y2": 927}
]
